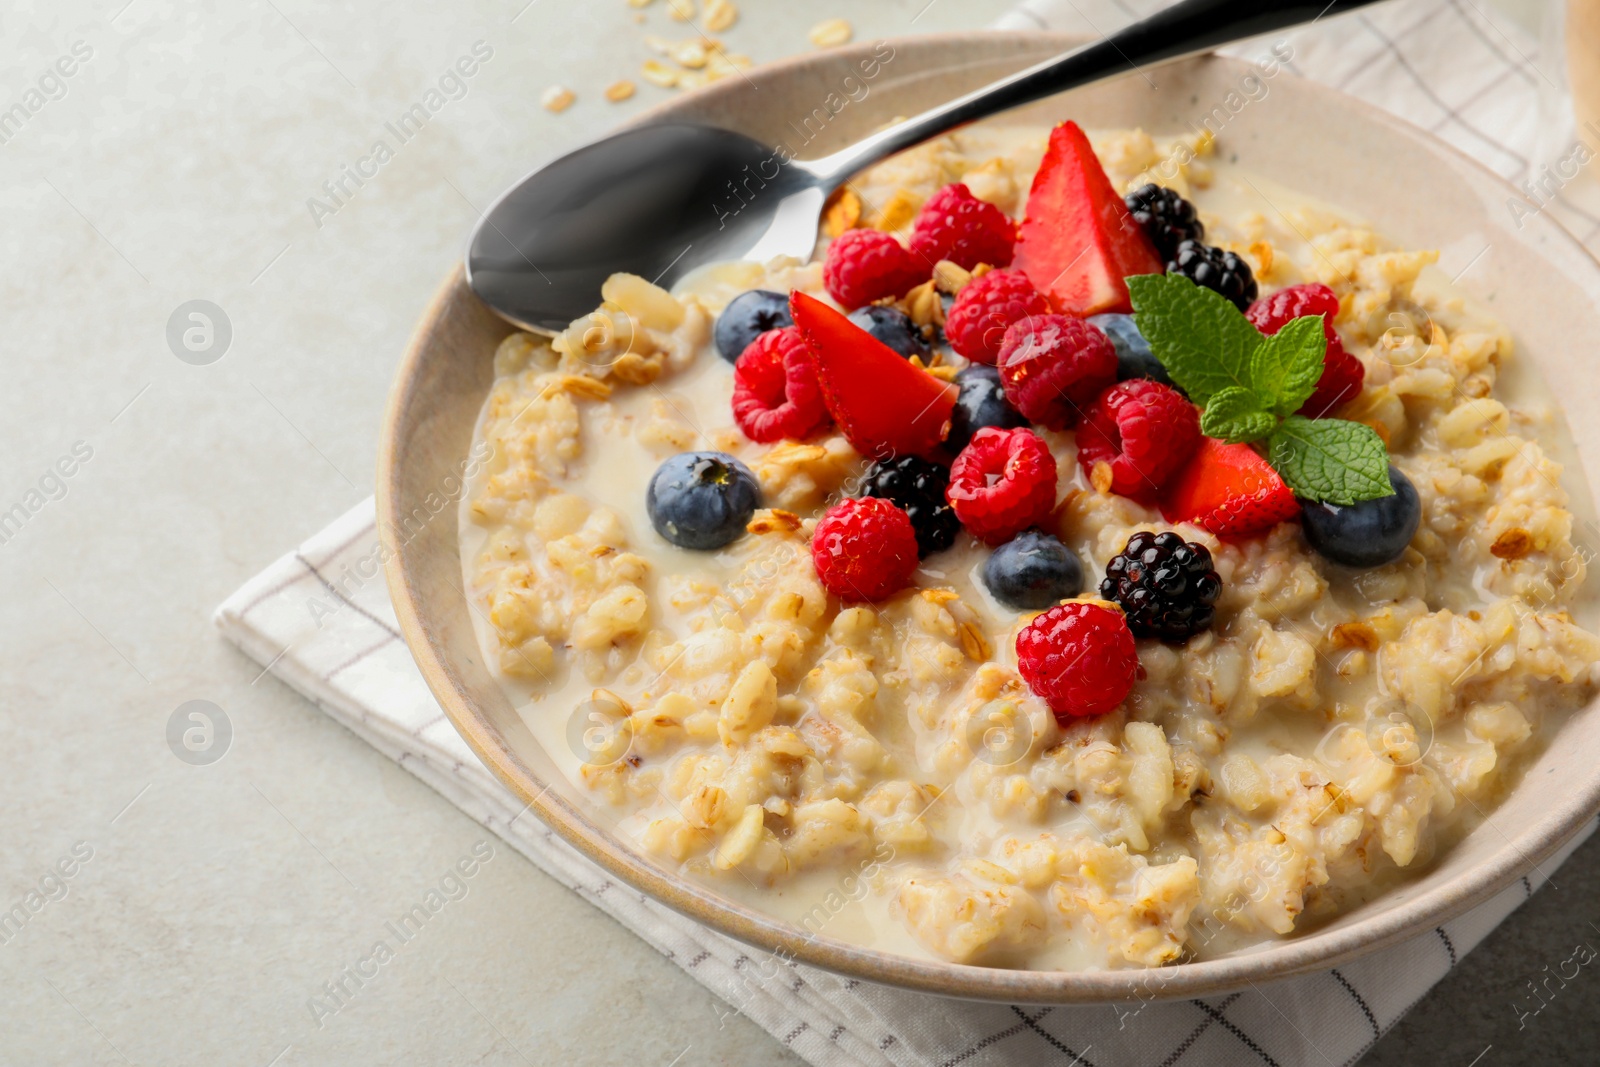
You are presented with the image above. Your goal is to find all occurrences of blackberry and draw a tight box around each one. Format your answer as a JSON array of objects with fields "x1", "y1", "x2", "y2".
[
  {"x1": 1167, "y1": 240, "x2": 1258, "y2": 311},
  {"x1": 1125, "y1": 184, "x2": 1205, "y2": 262},
  {"x1": 859, "y1": 455, "x2": 959, "y2": 558},
  {"x1": 1100, "y1": 531, "x2": 1221, "y2": 642}
]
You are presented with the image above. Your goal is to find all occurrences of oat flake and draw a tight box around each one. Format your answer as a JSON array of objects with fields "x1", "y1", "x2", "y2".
[
  {"x1": 809, "y1": 18, "x2": 852, "y2": 47},
  {"x1": 540, "y1": 85, "x2": 575, "y2": 112}
]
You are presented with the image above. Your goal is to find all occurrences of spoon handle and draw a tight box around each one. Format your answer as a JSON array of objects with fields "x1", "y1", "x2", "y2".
[{"x1": 805, "y1": 0, "x2": 1381, "y2": 185}]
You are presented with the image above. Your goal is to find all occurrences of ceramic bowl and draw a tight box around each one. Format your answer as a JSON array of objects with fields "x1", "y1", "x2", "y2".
[{"x1": 378, "y1": 31, "x2": 1600, "y2": 1003}]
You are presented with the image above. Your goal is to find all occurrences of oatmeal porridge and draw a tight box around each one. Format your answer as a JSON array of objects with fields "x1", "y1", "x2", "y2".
[{"x1": 458, "y1": 121, "x2": 1600, "y2": 970}]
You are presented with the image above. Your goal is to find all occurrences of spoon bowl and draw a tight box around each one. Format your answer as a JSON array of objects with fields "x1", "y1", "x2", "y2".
[{"x1": 466, "y1": 124, "x2": 824, "y2": 332}]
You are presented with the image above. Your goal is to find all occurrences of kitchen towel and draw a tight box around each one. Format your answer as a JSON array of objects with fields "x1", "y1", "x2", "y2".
[{"x1": 216, "y1": 1, "x2": 1600, "y2": 1063}]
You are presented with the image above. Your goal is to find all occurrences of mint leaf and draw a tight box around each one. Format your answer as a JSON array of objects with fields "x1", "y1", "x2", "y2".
[
  {"x1": 1128, "y1": 274, "x2": 1261, "y2": 406},
  {"x1": 1267, "y1": 416, "x2": 1393, "y2": 504},
  {"x1": 1200, "y1": 386, "x2": 1278, "y2": 443},
  {"x1": 1251, "y1": 316, "x2": 1327, "y2": 418}
]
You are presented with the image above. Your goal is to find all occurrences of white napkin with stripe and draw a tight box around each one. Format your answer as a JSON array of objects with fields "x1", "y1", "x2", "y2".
[{"x1": 216, "y1": 2, "x2": 1600, "y2": 1063}]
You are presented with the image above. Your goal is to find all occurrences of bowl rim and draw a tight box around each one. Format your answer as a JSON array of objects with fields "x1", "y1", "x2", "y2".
[{"x1": 379, "y1": 30, "x2": 1600, "y2": 1003}]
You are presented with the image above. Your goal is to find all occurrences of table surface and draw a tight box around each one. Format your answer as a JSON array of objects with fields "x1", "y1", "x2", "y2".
[{"x1": 3, "y1": 1, "x2": 1591, "y2": 1064}]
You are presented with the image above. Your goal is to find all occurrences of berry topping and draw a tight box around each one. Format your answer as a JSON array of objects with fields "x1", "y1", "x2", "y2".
[
  {"x1": 945, "y1": 365, "x2": 1027, "y2": 453},
  {"x1": 847, "y1": 304, "x2": 930, "y2": 359},
  {"x1": 1246, "y1": 283, "x2": 1364, "y2": 417},
  {"x1": 811, "y1": 496, "x2": 920, "y2": 602},
  {"x1": 1100, "y1": 531, "x2": 1222, "y2": 642},
  {"x1": 943, "y1": 268, "x2": 1052, "y2": 365},
  {"x1": 1076, "y1": 380, "x2": 1200, "y2": 500},
  {"x1": 996, "y1": 313, "x2": 1118, "y2": 430},
  {"x1": 822, "y1": 228, "x2": 927, "y2": 309},
  {"x1": 1160, "y1": 437, "x2": 1300, "y2": 538},
  {"x1": 859, "y1": 455, "x2": 960, "y2": 558},
  {"x1": 1015, "y1": 600, "x2": 1138, "y2": 719},
  {"x1": 1087, "y1": 312, "x2": 1173, "y2": 387},
  {"x1": 1298, "y1": 344, "x2": 1365, "y2": 419},
  {"x1": 1124, "y1": 184, "x2": 1206, "y2": 262},
  {"x1": 908, "y1": 182, "x2": 1017, "y2": 271},
  {"x1": 731, "y1": 326, "x2": 830, "y2": 443},
  {"x1": 946, "y1": 426, "x2": 1058, "y2": 544},
  {"x1": 790, "y1": 291, "x2": 957, "y2": 459},
  {"x1": 647, "y1": 451, "x2": 762, "y2": 550},
  {"x1": 1012, "y1": 121, "x2": 1164, "y2": 316},
  {"x1": 1299, "y1": 466, "x2": 1420, "y2": 567},
  {"x1": 983, "y1": 529, "x2": 1084, "y2": 610},
  {"x1": 1166, "y1": 240, "x2": 1258, "y2": 310},
  {"x1": 714, "y1": 289, "x2": 793, "y2": 363}
]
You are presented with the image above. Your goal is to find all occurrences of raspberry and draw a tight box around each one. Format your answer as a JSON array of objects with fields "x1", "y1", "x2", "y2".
[
  {"x1": 943, "y1": 269, "x2": 1051, "y2": 365},
  {"x1": 1015, "y1": 601, "x2": 1138, "y2": 719},
  {"x1": 996, "y1": 314, "x2": 1118, "y2": 430},
  {"x1": 945, "y1": 426, "x2": 1058, "y2": 544},
  {"x1": 1246, "y1": 284, "x2": 1365, "y2": 417},
  {"x1": 811, "y1": 496, "x2": 920, "y2": 602},
  {"x1": 1299, "y1": 347, "x2": 1365, "y2": 417},
  {"x1": 731, "y1": 327, "x2": 830, "y2": 443},
  {"x1": 908, "y1": 183, "x2": 1016, "y2": 271},
  {"x1": 1100, "y1": 531, "x2": 1221, "y2": 642},
  {"x1": 1246, "y1": 281, "x2": 1340, "y2": 337},
  {"x1": 822, "y1": 229, "x2": 926, "y2": 309},
  {"x1": 1076, "y1": 380, "x2": 1200, "y2": 500}
]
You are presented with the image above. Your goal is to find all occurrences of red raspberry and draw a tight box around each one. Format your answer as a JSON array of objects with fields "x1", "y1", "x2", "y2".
[
  {"x1": 811, "y1": 497, "x2": 920, "y2": 602},
  {"x1": 731, "y1": 327, "x2": 830, "y2": 442},
  {"x1": 822, "y1": 229, "x2": 926, "y2": 309},
  {"x1": 996, "y1": 314, "x2": 1118, "y2": 430},
  {"x1": 944, "y1": 269, "x2": 1051, "y2": 364},
  {"x1": 1076, "y1": 381, "x2": 1200, "y2": 500},
  {"x1": 945, "y1": 426, "x2": 1058, "y2": 544},
  {"x1": 1299, "y1": 346, "x2": 1365, "y2": 418},
  {"x1": 908, "y1": 183, "x2": 1017, "y2": 271},
  {"x1": 1015, "y1": 601, "x2": 1138, "y2": 719},
  {"x1": 1246, "y1": 283, "x2": 1365, "y2": 417}
]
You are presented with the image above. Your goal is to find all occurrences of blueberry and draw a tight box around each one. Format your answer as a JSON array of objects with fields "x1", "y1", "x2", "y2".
[
  {"x1": 1299, "y1": 467, "x2": 1421, "y2": 568},
  {"x1": 983, "y1": 529, "x2": 1084, "y2": 610},
  {"x1": 945, "y1": 365, "x2": 1027, "y2": 453},
  {"x1": 1087, "y1": 313, "x2": 1173, "y2": 387},
  {"x1": 715, "y1": 290, "x2": 792, "y2": 363},
  {"x1": 646, "y1": 451, "x2": 761, "y2": 550},
  {"x1": 847, "y1": 305, "x2": 929, "y2": 359}
]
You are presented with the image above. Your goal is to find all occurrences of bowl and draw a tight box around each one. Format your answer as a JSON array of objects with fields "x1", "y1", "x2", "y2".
[{"x1": 378, "y1": 31, "x2": 1600, "y2": 1003}]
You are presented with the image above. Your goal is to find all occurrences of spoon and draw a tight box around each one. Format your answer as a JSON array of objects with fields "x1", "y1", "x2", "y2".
[{"x1": 466, "y1": 0, "x2": 1377, "y2": 333}]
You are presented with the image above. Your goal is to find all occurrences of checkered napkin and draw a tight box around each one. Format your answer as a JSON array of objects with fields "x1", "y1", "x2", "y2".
[{"x1": 216, "y1": 2, "x2": 1600, "y2": 1063}]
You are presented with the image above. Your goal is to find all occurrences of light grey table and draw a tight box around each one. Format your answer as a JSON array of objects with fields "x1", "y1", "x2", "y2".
[{"x1": 0, "y1": 1, "x2": 1586, "y2": 1065}]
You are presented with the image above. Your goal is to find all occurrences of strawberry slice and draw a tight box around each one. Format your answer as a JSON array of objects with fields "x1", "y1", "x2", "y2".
[
  {"x1": 1012, "y1": 121, "x2": 1164, "y2": 316},
  {"x1": 790, "y1": 291, "x2": 957, "y2": 459},
  {"x1": 1160, "y1": 437, "x2": 1300, "y2": 539}
]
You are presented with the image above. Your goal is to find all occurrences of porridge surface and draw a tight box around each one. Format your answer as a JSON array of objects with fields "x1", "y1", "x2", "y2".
[{"x1": 458, "y1": 125, "x2": 1600, "y2": 970}]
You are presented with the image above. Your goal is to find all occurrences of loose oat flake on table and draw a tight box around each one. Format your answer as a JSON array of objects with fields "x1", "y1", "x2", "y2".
[{"x1": 458, "y1": 120, "x2": 1600, "y2": 970}]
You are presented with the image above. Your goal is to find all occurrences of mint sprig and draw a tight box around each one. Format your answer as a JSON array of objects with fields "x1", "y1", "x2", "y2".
[
  {"x1": 1199, "y1": 386, "x2": 1277, "y2": 443},
  {"x1": 1127, "y1": 273, "x2": 1393, "y2": 505}
]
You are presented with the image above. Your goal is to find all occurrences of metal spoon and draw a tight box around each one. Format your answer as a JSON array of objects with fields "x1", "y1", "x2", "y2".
[{"x1": 466, "y1": 0, "x2": 1376, "y2": 333}]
